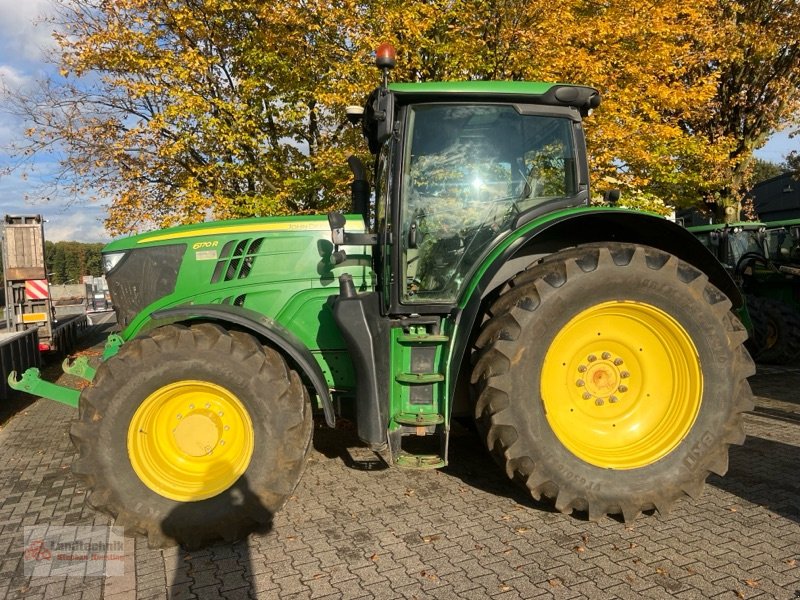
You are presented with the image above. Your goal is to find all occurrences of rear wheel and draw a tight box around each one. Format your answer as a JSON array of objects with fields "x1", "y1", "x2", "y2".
[
  {"x1": 70, "y1": 323, "x2": 312, "y2": 548},
  {"x1": 472, "y1": 243, "x2": 754, "y2": 521},
  {"x1": 746, "y1": 295, "x2": 800, "y2": 364}
]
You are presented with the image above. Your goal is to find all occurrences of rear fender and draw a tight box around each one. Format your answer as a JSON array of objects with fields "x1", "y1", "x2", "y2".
[
  {"x1": 144, "y1": 304, "x2": 334, "y2": 427},
  {"x1": 449, "y1": 209, "x2": 741, "y2": 408},
  {"x1": 482, "y1": 209, "x2": 740, "y2": 306}
]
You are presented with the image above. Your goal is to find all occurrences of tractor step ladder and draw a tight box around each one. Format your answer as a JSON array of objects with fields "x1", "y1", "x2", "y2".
[{"x1": 390, "y1": 327, "x2": 449, "y2": 469}]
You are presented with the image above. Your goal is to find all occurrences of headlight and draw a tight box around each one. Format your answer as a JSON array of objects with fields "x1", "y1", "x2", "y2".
[{"x1": 103, "y1": 252, "x2": 126, "y2": 274}]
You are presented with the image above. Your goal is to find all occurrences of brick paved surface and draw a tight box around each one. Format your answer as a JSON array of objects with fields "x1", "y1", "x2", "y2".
[{"x1": 0, "y1": 333, "x2": 798, "y2": 599}]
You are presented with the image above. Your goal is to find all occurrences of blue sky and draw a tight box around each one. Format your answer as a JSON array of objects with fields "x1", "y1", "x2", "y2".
[
  {"x1": 753, "y1": 129, "x2": 797, "y2": 163},
  {"x1": 0, "y1": 0, "x2": 109, "y2": 242},
  {"x1": 0, "y1": 2, "x2": 798, "y2": 244}
]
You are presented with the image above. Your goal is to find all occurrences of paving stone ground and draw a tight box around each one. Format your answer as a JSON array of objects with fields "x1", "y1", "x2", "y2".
[{"x1": 0, "y1": 326, "x2": 798, "y2": 599}]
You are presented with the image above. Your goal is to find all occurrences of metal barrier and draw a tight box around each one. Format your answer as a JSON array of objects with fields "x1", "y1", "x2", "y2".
[
  {"x1": 0, "y1": 328, "x2": 41, "y2": 400},
  {"x1": 51, "y1": 314, "x2": 89, "y2": 356}
]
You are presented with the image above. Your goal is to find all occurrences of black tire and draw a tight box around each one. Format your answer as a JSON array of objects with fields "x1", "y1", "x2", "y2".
[
  {"x1": 746, "y1": 295, "x2": 800, "y2": 364},
  {"x1": 472, "y1": 243, "x2": 754, "y2": 521},
  {"x1": 70, "y1": 323, "x2": 312, "y2": 548}
]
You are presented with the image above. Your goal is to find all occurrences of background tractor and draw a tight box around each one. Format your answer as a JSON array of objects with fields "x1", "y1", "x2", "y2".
[
  {"x1": 11, "y1": 47, "x2": 754, "y2": 548},
  {"x1": 690, "y1": 221, "x2": 800, "y2": 364}
]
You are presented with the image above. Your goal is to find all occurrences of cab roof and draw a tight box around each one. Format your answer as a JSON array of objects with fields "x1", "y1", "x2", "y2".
[{"x1": 388, "y1": 81, "x2": 601, "y2": 113}]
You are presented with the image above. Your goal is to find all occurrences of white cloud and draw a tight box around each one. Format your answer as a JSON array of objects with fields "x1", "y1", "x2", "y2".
[
  {"x1": 0, "y1": 65, "x2": 33, "y2": 148},
  {"x1": 0, "y1": 162, "x2": 110, "y2": 243},
  {"x1": 42, "y1": 208, "x2": 110, "y2": 243},
  {"x1": 0, "y1": 64, "x2": 31, "y2": 92},
  {"x1": 0, "y1": 114, "x2": 20, "y2": 148},
  {"x1": 0, "y1": 1, "x2": 110, "y2": 244},
  {"x1": 0, "y1": 0, "x2": 58, "y2": 63}
]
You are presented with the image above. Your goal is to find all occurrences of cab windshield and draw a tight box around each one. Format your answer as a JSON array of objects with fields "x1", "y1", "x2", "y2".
[{"x1": 401, "y1": 103, "x2": 577, "y2": 303}]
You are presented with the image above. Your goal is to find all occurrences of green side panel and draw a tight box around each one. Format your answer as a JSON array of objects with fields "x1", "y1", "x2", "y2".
[
  {"x1": 273, "y1": 288, "x2": 358, "y2": 390},
  {"x1": 114, "y1": 214, "x2": 373, "y2": 392}
]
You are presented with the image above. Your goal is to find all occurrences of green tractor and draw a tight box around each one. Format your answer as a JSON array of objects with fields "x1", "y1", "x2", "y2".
[
  {"x1": 11, "y1": 48, "x2": 754, "y2": 548},
  {"x1": 689, "y1": 221, "x2": 800, "y2": 363}
]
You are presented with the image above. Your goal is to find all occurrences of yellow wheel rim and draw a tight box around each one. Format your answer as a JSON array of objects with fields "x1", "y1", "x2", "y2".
[
  {"x1": 127, "y1": 380, "x2": 255, "y2": 501},
  {"x1": 541, "y1": 301, "x2": 702, "y2": 469}
]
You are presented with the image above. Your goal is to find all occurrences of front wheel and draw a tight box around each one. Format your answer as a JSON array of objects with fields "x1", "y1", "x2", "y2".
[
  {"x1": 472, "y1": 243, "x2": 754, "y2": 521},
  {"x1": 70, "y1": 323, "x2": 313, "y2": 548}
]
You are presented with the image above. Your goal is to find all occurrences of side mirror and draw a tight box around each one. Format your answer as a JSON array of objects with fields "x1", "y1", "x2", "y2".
[{"x1": 363, "y1": 88, "x2": 395, "y2": 154}]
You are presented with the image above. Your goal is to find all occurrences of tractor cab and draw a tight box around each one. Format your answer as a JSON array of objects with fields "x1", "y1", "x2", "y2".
[
  {"x1": 329, "y1": 46, "x2": 604, "y2": 465},
  {"x1": 340, "y1": 45, "x2": 600, "y2": 316}
]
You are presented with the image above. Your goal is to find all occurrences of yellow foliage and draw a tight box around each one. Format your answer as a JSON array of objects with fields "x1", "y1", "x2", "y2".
[{"x1": 12, "y1": 0, "x2": 800, "y2": 234}]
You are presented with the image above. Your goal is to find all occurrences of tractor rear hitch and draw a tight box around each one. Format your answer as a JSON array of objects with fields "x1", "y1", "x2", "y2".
[
  {"x1": 8, "y1": 368, "x2": 81, "y2": 408},
  {"x1": 62, "y1": 356, "x2": 97, "y2": 381}
]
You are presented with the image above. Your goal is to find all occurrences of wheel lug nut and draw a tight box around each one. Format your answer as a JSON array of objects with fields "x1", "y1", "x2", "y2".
[
  {"x1": 621, "y1": 371, "x2": 630, "y2": 378},
  {"x1": 595, "y1": 398, "x2": 604, "y2": 406},
  {"x1": 614, "y1": 358, "x2": 624, "y2": 366},
  {"x1": 601, "y1": 352, "x2": 611, "y2": 360},
  {"x1": 588, "y1": 355, "x2": 597, "y2": 362},
  {"x1": 582, "y1": 392, "x2": 592, "y2": 400},
  {"x1": 618, "y1": 385, "x2": 628, "y2": 393},
  {"x1": 576, "y1": 379, "x2": 585, "y2": 387},
  {"x1": 609, "y1": 396, "x2": 618, "y2": 403},
  {"x1": 577, "y1": 365, "x2": 587, "y2": 373},
  {"x1": 205, "y1": 403, "x2": 211, "y2": 409},
  {"x1": 189, "y1": 404, "x2": 195, "y2": 409}
]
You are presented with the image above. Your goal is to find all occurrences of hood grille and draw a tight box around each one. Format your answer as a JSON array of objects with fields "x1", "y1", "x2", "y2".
[
  {"x1": 210, "y1": 238, "x2": 264, "y2": 284},
  {"x1": 106, "y1": 244, "x2": 185, "y2": 328}
]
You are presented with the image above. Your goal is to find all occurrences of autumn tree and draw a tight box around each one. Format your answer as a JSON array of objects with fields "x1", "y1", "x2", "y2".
[
  {"x1": 6, "y1": 0, "x2": 372, "y2": 234},
  {"x1": 685, "y1": 0, "x2": 800, "y2": 220},
  {"x1": 372, "y1": 1, "x2": 735, "y2": 208},
  {"x1": 786, "y1": 151, "x2": 800, "y2": 177},
  {"x1": 4, "y1": 0, "x2": 799, "y2": 232}
]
